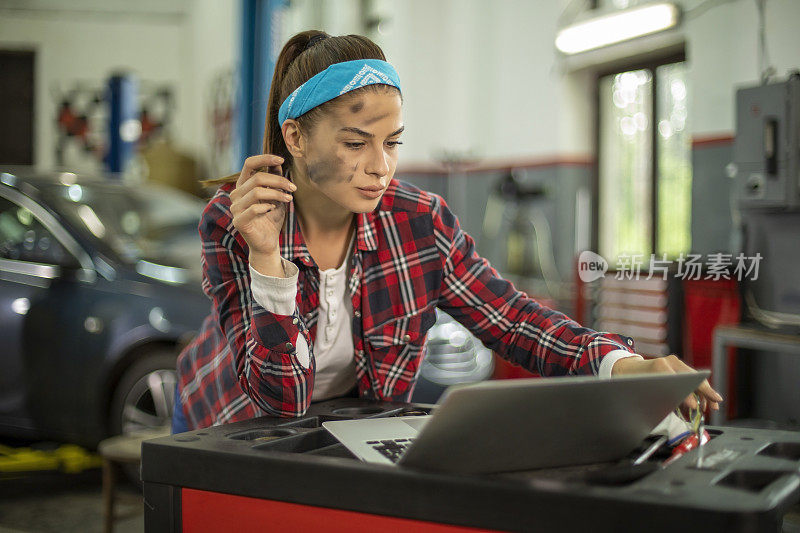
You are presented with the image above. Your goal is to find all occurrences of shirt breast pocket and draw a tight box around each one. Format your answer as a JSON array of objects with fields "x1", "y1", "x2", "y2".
[
  {"x1": 364, "y1": 307, "x2": 438, "y2": 349},
  {"x1": 364, "y1": 307, "x2": 438, "y2": 397}
]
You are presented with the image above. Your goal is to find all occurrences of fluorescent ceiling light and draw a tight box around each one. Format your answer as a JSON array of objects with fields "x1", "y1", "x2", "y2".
[{"x1": 556, "y1": 2, "x2": 680, "y2": 55}]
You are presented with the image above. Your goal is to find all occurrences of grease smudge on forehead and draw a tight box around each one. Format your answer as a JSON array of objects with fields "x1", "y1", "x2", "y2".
[
  {"x1": 363, "y1": 113, "x2": 390, "y2": 125},
  {"x1": 349, "y1": 99, "x2": 364, "y2": 114},
  {"x1": 345, "y1": 99, "x2": 390, "y2": 126}
]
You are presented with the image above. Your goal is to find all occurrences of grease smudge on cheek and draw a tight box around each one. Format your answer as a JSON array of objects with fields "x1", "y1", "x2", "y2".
[
  {"x1": 307, "y1": 151, "x2": 351, "y2": 186},
  {"x1": 347, "y1": 162, "x2": 357, "y2": 183},
  {"x1": 306, "y1": 160, "x2": 333, "y2": 185}
]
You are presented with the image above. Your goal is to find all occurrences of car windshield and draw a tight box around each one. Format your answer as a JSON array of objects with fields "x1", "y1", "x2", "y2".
[{"x1": 41, "y1": 181, "x2": 204, "y2": 278}]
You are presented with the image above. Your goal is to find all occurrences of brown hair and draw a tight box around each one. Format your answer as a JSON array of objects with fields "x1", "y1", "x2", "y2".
[{"x1": 203, "y1": 30, "x2": 395, "y2": 186}]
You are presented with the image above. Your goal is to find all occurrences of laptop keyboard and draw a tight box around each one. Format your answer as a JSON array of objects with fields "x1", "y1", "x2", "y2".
[{"x1": 366, "y1": 438, "x2": 415, "y2": 463}]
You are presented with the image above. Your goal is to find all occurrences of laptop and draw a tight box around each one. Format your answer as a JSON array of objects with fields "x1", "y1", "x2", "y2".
[{"x1": 322, "y1": 371, "x2": 710, "y2": 474}]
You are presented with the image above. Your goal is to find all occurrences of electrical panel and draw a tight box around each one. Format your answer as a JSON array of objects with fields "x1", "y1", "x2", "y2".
[{"x1": 735, "y1": 74, "x2": 800, "y2": 210}]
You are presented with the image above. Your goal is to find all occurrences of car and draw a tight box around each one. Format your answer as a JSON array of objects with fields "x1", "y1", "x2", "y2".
[{"x1": 0, "y1": 169, "x2": 209, "y2": 447}]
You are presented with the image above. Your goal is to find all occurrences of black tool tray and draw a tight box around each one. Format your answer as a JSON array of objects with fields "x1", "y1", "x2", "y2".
[
  {"x1": 221, "y1": 399, "x2": 431, "y2": 457},
  {"x1": 142, "y1": 398, "x2": 800, "y2": 532}
]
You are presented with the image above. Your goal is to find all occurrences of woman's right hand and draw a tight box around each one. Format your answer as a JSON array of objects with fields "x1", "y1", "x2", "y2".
[{"x1": 229, "y1": 154, "x2": 296, "y2": 261}]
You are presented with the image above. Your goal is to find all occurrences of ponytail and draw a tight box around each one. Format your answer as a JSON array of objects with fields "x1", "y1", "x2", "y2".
[{"x1": 203, "y1": 30, "x2": 388, "y2": 186}]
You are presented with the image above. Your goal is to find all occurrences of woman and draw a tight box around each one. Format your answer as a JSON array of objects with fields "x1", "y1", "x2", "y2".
[{"x1": 173, "y1": 30, "x2": 721, "y2": 432}]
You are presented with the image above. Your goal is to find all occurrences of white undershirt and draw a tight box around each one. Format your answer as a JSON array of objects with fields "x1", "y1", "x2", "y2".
[{"x1": 249, "y1": 233, "x2": 357, "y2": 401}]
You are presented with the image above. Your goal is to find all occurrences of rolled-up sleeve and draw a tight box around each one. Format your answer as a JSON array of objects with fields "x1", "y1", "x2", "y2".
[
  {"x1": 249, "y1": 260, "x2": 312, "y2": 369},
  {"x1": 199, "y1": 195, "x2": 314, "y2": 417}
]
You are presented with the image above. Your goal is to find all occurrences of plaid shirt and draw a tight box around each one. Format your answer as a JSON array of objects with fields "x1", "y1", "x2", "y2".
[{"x1": 177, "y1": 179, "x2": 635, "y2": 429}]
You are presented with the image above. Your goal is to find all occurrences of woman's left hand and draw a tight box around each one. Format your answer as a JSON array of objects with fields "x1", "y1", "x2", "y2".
[{"x1": 611, "y1": 354, "x2": 724, "y2": 413}]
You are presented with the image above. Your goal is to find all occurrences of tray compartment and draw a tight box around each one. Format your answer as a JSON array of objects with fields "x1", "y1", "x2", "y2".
[
  {"x1": 757, "y1": 442, "x2": 800, "y2": 461},
  {"x1": 304, "y1": 443, "x2": 358, "y2": 458},
  {"x1": 252, "y1": 428, "x2": 339, "y2": 453},
  {"x1": 715, "y1": 469, "x2": 791, "y2": 493},
  {"x1": 277, "y1": 415, "x2": 353, "y2": 429},
  {"x1": 225, "y1": 428, "x2": 298, "y2": 441}
]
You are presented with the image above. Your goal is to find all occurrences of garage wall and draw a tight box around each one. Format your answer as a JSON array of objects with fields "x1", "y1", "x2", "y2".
[
  {"x1": 281, "y1": 0, "x2": 592, "y2": 166},
  {"x1": 0, "y1": 0, "x2": 237, "y2": 176},
  {"x1": 183, "y1": 0, "x2": 238, "y2": 177},
  {"x1": 277, "y1": 0, "x2": 800, "y2": 284},
  {"x1": 688, "y1": 0, "x2": 800, "y2": 137},
  {"x1": 3, "y1": 0, "x2": 799, "y2": 202},
  {"x1": 686, "y1": 0, "x2": 800, "y2": 255},
  {"x1": 280, "y1": 0, "x2": 800, "y2": 163}
]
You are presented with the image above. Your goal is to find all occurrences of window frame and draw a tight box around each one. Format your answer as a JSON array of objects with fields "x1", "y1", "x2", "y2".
[{"x1": 591, "y1": 48, "x2": 687, "y2": 256}]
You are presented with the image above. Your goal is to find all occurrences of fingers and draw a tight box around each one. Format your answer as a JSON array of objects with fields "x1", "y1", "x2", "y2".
[
  {"x1": 697, "y1": 378, "x2": 723, "y2": 408},
  {"x1": 244, "y1": 185, "x2": 293, "y2": 206},
  {"x1": 650, "y1": 355, "x2": 724, "y2": 414},
  {"x1": 681, "y1": 394, "x2": 698, "y2": 412},
  {"x1": 231, "y1": 186, "x2": 293, "y2": 217},
  {"x1": 232, "y1": 170, "x2": 296, "y2": 202},
  {"x1": 237, "y1": 154, "x2": 285, "y2": 188},
  {"x1": 232, "y1": 203, "x2": 275, "y2": 229},
  {"x1": 662, "y1": 355, "x2": 723, "y2": 399},
  {"x1": 697, "y1": 378, "x2": 723, "y2": 401},
  {"x1": 681, "y1": 390, "x2": 722, "y2": 414}
]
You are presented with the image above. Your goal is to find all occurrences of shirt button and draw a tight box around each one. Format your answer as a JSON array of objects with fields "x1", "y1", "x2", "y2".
[
  {"x1": 627, "y1": 338, "x2": 633, "y2": 346},
  {"x1": 285, "y1": 342, "x2": 294, "y2": 351},
  {"x1": 292, "y1": 317, "x2": 299, "y2": 325},
  {"x1": 402, "y1": 334, "x2": 411, "y2": 342},
  {"x1": 354, "y1": 310, "x2": 361, "y2": 318}
]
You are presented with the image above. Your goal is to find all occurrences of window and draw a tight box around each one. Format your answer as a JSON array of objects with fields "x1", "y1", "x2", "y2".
[
  {"x1": 596, "y1": 57, "x2": 691, "y2": 261},
  {"x1": 0, "y1": 197, "x2": 75, "y2": 266}
]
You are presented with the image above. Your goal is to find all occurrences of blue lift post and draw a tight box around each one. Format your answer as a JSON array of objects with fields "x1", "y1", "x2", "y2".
[
  {"x1": 105, "y1": 72, "x2": 139, "y2": 176},
  {"x1": 236, "y1": 0, "x2": 287, "y2": 171}
]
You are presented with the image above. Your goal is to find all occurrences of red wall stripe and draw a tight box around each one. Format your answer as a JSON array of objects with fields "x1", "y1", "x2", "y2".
[
  {"x1": 691, "y1": 133, "x2": 735, "y2": 148},
  {"x1": 397, "y1": 154, "x2": 594, "y2": 176},
  {"x1": 395, "y1": 134, "x2": 737, "y2": 177}
]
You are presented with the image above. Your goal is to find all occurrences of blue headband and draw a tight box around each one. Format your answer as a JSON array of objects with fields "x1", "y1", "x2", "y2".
[{"x1": 277, "y1": 59, "x2": 401, "y2": 125}]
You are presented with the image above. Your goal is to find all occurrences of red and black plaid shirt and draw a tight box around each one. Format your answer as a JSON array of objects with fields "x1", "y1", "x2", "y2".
[{"x1": 176, "y1": 179, "x2": 634, "y2": 429}]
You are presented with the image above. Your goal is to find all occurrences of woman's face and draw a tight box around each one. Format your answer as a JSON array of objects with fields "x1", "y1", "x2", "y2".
[{"x1": 299, "y1": 89, "x2": 403, "y2": 213}]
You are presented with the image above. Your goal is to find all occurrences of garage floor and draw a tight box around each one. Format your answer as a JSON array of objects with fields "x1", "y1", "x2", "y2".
[{"x1": 0, "y1": 439, "x2": 143, "y2": 533}]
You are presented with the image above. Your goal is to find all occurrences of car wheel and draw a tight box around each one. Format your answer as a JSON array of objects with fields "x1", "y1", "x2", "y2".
[{"x1": 109, "y1": 350, "x2": 177, "y2": 484}]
